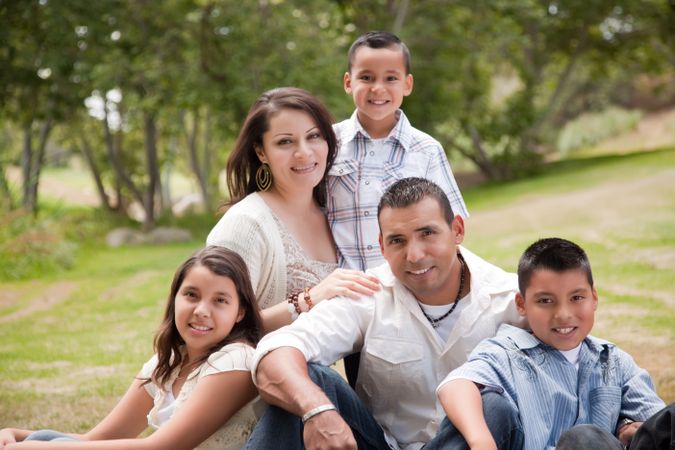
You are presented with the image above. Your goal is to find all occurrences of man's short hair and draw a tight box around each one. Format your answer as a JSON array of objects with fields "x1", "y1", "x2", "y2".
[
  {"x1": 377, "y1": 177, "x2": 454, "y2": 229},
  {"x1": 347, "y1": 30, "x2": 411, "y2": 74},
  {"x1": 517, "y1": 238, "x2": 594, "y2": 295}
]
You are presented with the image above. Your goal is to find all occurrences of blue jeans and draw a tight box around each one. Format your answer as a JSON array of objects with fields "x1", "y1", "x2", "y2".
[
  {"x1": 24, "y1": 429, "x2": 79, "y2": 442},
  {"x1": 244, "y1": 363, "x2": 389, "y2": 450},
  {"x1": 556, "y1": 424, "x2": 624, "y2": 450},
  {"x1": 244, "y1": 364, "x2": 523, "y2": 450},
  {"x1": 423, "y1": 391, "x2": 524, "y2": 450}
]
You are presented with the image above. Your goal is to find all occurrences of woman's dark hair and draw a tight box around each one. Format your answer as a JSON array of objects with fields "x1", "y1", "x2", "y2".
[
  {"x1": 149, "y1": 246, "x2": 263, "y2": 388},
  {"x1": 226, "y1": 87, "x2": 338, "y2": 207}
]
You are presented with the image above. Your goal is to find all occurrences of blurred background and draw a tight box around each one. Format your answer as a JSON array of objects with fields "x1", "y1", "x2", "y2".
[{"x1": 1, "y1": 0, "x2": 673, "y2": 430}]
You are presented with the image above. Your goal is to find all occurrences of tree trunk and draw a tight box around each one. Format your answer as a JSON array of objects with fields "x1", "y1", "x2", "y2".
[
  {"x1": 102, "y1": 106, "x2": 144, "y2": 207},
  {"x1": 20, "y1": 124, "x2": 32, "y2": 210},
  {"x1": 182, "y1": 108, "x2": 211, "y2": 210},
  {"x1": 21, "y1": 120, "x2": 52, "y2": 215},
  {"x1": 143, "y1": 112, "x2": 160, "y2": 231},
  {"x1": 78, "y1": 132, "x2": 114, "y2": 211}
]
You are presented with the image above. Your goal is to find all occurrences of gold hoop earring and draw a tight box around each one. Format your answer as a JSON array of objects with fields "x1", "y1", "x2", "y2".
[{"x1": 255, "y1": 163, "x2": 272, "y2": 191}]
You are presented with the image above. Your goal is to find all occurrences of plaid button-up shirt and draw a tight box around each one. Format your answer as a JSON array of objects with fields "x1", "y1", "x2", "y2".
[{"x1": 327, "y1": 110, "x2": 468, "y2": 270}]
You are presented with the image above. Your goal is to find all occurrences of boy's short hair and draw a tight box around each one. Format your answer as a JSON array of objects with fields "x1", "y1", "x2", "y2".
[
  {"x1": 377, "y1": 177, "x2": 454, "y2": 228},
  {"x1": 347, "y1": 30, "x2": 411, "y2": 74},
  {"x1": 518, "y1": 238, "x2": 594, "y2": 295}
]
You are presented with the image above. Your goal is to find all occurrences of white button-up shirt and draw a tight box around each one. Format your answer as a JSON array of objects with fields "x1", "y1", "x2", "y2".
[{"x1": 252, "y1": 246, "x2": 525, "y2": 450}]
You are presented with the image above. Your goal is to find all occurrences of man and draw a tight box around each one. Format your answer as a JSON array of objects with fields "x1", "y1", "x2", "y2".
[{"x1": 245, "y1": 178, "x2": 525, "y2": 450}]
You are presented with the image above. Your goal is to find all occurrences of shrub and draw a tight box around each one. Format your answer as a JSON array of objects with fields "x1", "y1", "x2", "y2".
[
  {"x1": 0, "y1": 209, "x2": 77, "y2": 280},
  {"x1": 557, "y1": 107, "x2": 642, "y2": 154}
]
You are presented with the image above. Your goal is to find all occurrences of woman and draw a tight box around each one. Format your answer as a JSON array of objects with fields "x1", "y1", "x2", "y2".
[{"x1": 207, "y1": 87, "x2": 379, "y2": 333}]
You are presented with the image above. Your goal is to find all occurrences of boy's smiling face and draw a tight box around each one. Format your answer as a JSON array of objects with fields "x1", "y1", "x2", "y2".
[
  {"x1": 516, "y1": 268, "x2": 598, "y2": 351},
  {"x1": 344, "y1": 45, "x2": 413, "y2": 138}
]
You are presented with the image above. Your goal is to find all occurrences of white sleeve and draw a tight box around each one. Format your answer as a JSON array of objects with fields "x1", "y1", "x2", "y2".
[
  {"x1": 206, "y1": 209, "x2": 267, "y2": 299},
  {"x1": 251, "y1": 296, "x2": 374, "y2": 385},
  {"x1": 139, "y1": 354, "x2": 160, "y2": 397},
  {"x1": 201, "y1": 343, "x2": 255, "y2": 377}
]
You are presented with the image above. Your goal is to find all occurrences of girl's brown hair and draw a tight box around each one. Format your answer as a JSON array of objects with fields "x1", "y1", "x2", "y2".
[
  {"x1": 226, "y1": 87, "x2": 338, "y2": 207},
  {"x1": 149, "y1": 246, "x2": 262, "y2": 387}
]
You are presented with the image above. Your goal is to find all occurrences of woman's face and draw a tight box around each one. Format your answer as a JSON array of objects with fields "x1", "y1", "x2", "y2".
[{"x1": 256, "y1": 109, "x2": 328, "y2": 197}]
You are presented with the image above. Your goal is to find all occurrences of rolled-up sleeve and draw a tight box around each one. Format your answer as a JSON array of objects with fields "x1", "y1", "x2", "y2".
[
  {"x1": 251, "y1": 295, "x2": 374, "y2": 385},
  {"x1": 436, "y1": 338, "x2": 508, "y2": 395}
]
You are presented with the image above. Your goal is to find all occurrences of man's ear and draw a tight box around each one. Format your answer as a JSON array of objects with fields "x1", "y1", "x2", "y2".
[
  {"x1": 592, "y1": 287, "x2": 598, "y2": 310},
  {"x1": 404, "y1": 73, "x2": 413, "y2": 96},
  {"x1": 452, "y1": 215, "x2": 465, "y2": 245},
  {"x1": 378, "y1": 233, "x2": 384, "y2": 254},
  {"x1": 515, "y1": 292, "x2": 527, "y2": 317},
  {"x1": 343, "y1": 72, "x2": 352, "y2": 94}
]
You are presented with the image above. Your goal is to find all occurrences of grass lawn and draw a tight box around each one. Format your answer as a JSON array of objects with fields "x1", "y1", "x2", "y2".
[{"x1": 1, "y1": 147, "x2": 673, "y2": 433}]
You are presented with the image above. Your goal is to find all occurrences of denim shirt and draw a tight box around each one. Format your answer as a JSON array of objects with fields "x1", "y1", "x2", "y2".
[{"x1": 440, "y1": 324, "x2": 665, "y2": 450}]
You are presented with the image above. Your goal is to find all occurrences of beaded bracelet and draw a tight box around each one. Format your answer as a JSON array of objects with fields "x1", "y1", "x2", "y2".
[
  {"x1": 287, "y1": 290, "x2": 302, "y2": 320},
  {"x1": 303, "y1": 287, "x2": 313, "y2": 310}
]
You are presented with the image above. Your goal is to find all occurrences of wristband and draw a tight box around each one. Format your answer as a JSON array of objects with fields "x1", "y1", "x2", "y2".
[{"x1": 301, "y1": 404, "x2": 337, "y2": 423}]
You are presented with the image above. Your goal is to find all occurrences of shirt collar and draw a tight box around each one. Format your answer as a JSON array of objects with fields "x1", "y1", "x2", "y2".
[
  {"x1": 340, "y1": 109, "x2": 413, "y2": 150},
  {"x1": 500, "y1": 324, "x2": 614, "y2": 354}
]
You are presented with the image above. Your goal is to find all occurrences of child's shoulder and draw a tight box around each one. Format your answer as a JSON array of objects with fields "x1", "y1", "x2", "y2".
[
  {"x1": 203, "y1": 342, "x2": 255, "y2": 373},
  {"x1": 394, "y1": 110, "x2": 444, "y2": 151}
]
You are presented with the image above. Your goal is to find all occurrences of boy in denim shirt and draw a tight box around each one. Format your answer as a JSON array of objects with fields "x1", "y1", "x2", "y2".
[{"x1": 436, "y1": 238, "x2": 665, "y2": 450}]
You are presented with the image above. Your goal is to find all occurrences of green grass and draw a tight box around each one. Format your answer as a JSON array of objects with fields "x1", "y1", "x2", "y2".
[{"x1": 1, "y1": 147, "x2": 673, "y2": 433}]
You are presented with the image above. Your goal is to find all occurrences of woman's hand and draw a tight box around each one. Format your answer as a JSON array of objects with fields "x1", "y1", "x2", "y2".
[{"x1": 308, "y1": 269, "x2": 380, "y2": 306}]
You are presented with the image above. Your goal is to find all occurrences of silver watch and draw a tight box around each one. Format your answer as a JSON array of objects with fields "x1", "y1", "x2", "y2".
[{"x1": 618, "y1": 417, "x2": 635, "y2": 430}]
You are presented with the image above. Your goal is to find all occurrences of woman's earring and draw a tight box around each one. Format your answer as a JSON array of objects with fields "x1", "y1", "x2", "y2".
[{"x1": 255, "y1": 163, "x2": 272, "y2": 191}]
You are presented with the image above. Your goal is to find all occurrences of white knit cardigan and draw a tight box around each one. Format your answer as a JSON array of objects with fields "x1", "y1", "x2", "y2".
[{"x1": 206, "y1": 192, "x2": 286, "y2": 309}]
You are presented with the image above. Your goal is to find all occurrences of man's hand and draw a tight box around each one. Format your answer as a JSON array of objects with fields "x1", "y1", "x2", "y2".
[
  {"x1": 303, "y1": 410, "x2": 357, "y2": 450},
  {"x1": 617, "y1": 421, "x2": 642, "y2": 446}
]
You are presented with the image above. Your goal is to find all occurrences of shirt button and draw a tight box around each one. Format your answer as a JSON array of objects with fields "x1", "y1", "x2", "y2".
[
  {"x1": 369, "y1": 151, "x2": 374, "y2": 156},
  {"x1": 339, "y1": 169, "x2": 344, "y2": 174},
  {"x1": 367, "y1": 245, "x2": 373, "y2": 250},
  {"x1": 365, "y1": 180, "x2": 370, "y2": 185},
  {"x1": 364, "y1": 211, "x2": 370, "y2": 216}
]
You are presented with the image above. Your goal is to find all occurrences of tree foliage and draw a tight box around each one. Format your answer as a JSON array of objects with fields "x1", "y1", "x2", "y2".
[{"x1": 1, "y1": 0, "x2": 673, "y2": 220}]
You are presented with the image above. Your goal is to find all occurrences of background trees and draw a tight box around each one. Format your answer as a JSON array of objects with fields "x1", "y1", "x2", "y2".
[{"x1": 1, "y1": 0, "x2": 673, "y2": 223}]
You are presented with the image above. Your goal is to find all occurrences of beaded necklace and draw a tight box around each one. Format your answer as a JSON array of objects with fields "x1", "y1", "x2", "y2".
[{"x1": 418, "y1": 252, "x2": 466, "y2": 329}]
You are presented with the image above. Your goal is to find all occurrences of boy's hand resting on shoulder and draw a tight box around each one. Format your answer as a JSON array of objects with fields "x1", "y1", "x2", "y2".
[
  {"x1": 303, "y1": 410, "x2": 357, "y2": 450},
  {"x1": 310, "y1": 269, "x2": 380, "y2": 304}
]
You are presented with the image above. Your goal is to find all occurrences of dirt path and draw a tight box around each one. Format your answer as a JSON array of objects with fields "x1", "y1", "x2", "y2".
[{"x1": 0, "y1": 281, "x2": 77, "y2": 324}]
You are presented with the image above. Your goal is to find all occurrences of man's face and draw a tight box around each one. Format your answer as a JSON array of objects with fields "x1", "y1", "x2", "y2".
[
  {"x1": 378, "y1": 196, "x2": 464, "y2": 305},
  {"x1": 515, "y1": 268, "x2": 597, "y2": 351}
]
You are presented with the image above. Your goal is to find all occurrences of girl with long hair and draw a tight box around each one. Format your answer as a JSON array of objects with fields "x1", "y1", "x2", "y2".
[{"x1": 1, "y1": 246, "x2": 263, "y2": 450}]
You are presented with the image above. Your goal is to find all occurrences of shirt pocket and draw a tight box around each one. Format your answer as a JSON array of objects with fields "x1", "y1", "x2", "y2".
[
  {"x1": 381, "y1": 160, "x2": 405, "y2": 192},
  {"x1": 328, "y1": 159, "x2": 359, "y2": 194},
  {"x1": 360, "y1": 337, "x2": 424, "y2": 411},
  {"x1": 588, "y1": 386, "x2": 622, "y2": 431}
]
